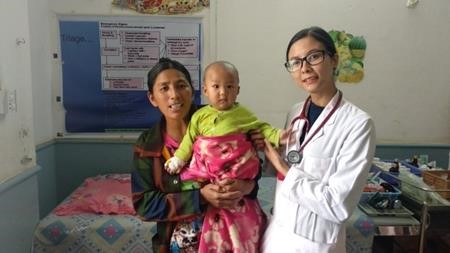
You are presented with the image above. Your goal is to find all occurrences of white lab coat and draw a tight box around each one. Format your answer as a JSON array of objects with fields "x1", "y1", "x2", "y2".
[{"x1": 262, "y1": 91, "x2": 376, "y2": 253}]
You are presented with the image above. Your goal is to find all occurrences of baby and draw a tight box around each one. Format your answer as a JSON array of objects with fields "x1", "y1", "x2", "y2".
[
  {"x1": 165, "y1": 60, "x2": 286, "y2": 253},
  {"x1": 165, "y1": 61, "x2": 285, "y2": 175}
]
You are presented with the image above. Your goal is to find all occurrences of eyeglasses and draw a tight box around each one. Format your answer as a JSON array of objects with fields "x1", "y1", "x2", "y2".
[{"x1": 284, "y1": 50, "x2": 327, "y2": 73}]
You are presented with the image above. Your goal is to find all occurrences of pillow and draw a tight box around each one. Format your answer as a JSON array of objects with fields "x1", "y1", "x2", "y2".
[{"x1": 54, "y1": 174, "x2": 136, "y2": 215}]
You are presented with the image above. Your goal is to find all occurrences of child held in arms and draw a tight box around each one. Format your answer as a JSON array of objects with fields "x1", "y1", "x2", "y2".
[{"x1": 165, "y1": 60, "x2": 288, "y2": 253}]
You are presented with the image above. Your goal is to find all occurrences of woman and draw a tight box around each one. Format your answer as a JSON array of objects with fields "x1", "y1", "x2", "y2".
[
  {"x1": 262, "y1": 26, "x2": 376, "y2": 253},
  {"x1": 131, "y1": 58, "x2": 258, "y2": 253}
]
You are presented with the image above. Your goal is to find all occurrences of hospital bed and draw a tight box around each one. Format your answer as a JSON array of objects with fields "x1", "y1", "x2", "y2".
[
  {"x1": 32, "y1": 174, "x2": 155, "y2": 252},
  {"x1": 31, "y1": 175, "x2": 374, "y2": 253}
]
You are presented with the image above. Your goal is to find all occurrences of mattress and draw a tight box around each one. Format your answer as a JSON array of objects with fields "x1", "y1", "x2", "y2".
[
  {"x1": 32, "y1": 174, "x2": 155, "y2": 253},
  {"x1": 32, "y1": 213, "x2": 155, "y2": 253}
]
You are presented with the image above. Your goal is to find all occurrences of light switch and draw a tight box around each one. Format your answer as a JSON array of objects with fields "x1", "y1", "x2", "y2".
[
  {"x1": 0, "y1": 89, "x2": 7, "y2": 115},
  {"x1": 7, "y1": 89, "x2": 17, "y2": 112}
]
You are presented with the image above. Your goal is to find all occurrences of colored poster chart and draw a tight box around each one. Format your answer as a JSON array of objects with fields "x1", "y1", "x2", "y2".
[{"x1": 59, "y1": 17, "x2": 202, "y2": 132}]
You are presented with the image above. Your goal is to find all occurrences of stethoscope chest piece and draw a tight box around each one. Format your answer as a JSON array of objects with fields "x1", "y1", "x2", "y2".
[
  {"x1": 285, "y1": 91, "x2": 342, "y2": 165},
  {"x1": 287, "y1": 150, "x2": 302, "y2": 164}
]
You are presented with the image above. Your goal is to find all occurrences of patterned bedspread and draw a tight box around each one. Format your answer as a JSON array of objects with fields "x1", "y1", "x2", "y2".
[
  {"x1": 32, "y1": 174, "x2": 156, "y2": 253},
  {"x1": 32, "y1": 213, "x2": 156, "y2": 253}
]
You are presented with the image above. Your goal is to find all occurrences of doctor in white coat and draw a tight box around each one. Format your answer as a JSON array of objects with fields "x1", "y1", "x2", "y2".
[{"x1": 261, "y1": 26, "x2": 376, "y2": 253}]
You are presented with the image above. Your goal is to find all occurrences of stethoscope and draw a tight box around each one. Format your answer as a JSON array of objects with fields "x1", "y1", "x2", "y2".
[{"x1": 285, "y1": 90, "x2": 343, "y2": 164}]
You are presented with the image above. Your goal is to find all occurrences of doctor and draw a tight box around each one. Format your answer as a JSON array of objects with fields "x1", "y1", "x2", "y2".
[{"x1": 261, "y1": 26, "x2": 376, "y2": 253}]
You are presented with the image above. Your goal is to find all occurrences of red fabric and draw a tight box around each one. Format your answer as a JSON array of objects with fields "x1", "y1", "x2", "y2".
[
  {"x1": 276, "y1": 172, "x2": 285, "y2": 181},
  {"x1": 180, "y1": 134, "x2": 260, "y2": 181},
  {"x1": 180, "y1": 134, "x2": 266, "y2": 253},
  {"x1": 54, "y1": 174, "x2": 136, "y2": 216}
]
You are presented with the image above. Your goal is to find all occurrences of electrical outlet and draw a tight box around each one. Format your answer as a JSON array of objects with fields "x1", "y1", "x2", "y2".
[{"x1": 7, "y1": 89, "x2": 17, "y2": 112}]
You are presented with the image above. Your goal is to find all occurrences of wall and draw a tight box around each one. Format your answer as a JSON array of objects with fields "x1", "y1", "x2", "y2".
[
  {"x1": 1, "y1": 0, "x2": 448, "y2": 250},
  {"x1": 1, "y1": 0, "x2": 447, "y2": 217},
  {"x1": 54, "y1": 139, "x2": 134, "y2": 202},
  {"x1": 36, "y1": 141, "x2": 57, "y2": 218},
  {"x1": 38, "y1": 0, "x2": 450, "y2": 145},
  {"x1": 29, "y1": 0, "x2": 55, "y2": 145},
  {"x1": 0, "y1": 0, "x2": 36, "y2": 183},
  {"x1": 35, "y1": 141, "x2": 450, "y2": 219},
  {"x1": 0, "y1": 1, "x2": 47, "y2": 250},
  {"x1": 34, "y1": 0, "x2": 450, "y2": 215},
  {"x1": 214, "y1": 0, "x2": 450, "y2": 144},
  {"x1": 47, "y1": 0, "x2": 215, "y2": 139},
  {"x1": 35, "y1": 140, "x2": 133, "y2": 217},
  {"x1": 0, "y1": 166, "x2": 40, "y2": 253}
]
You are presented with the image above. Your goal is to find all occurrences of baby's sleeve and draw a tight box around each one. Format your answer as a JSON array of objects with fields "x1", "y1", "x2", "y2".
[
  {"x1": 174, "y1": 115, "x2": 199, "y2": 161},
  {"x1": 260, "y1": 123, "x2": 281, "y2": 147}
]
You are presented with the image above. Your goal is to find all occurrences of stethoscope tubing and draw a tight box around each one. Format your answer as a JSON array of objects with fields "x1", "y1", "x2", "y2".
[{"x1": 285, "y1": 90, "x2": 343, "y2": 164}]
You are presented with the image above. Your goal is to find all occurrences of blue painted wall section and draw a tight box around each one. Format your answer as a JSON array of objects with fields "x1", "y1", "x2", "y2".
[
  {"x1": 35, "y1": 140, "x2": 450, "y2": 218},
  {"x1": 0, "y1": 166, "x2": 40, "y2": 252},
  {"x1": 36, "y1": 142, "x2": 57, "y2": 218}
]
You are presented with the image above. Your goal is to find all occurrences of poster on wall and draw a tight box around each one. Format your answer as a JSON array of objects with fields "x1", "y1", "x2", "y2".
[
  {"x1": 59, "y1": 16, "x2": 202, "y2": 133},
  {"x1": 328, "y1": 30, "x2": 367, "y2": 84},
  {"x1": 111, "y1": 0, "x2": 210, "y2": 15}
]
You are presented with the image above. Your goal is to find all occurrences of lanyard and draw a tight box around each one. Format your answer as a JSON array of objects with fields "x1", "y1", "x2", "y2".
[
  {"x1": 286, "y1": 90, "x2": 343, "y2": 164},
  {"x1": 161, "y1": 146, "x2": 171, "y2": 160}
]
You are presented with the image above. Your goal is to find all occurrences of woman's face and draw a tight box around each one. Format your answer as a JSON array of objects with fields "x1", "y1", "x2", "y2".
[
  {"x1": 287, "y1": 36, "x2": 338, "y2": 95},
  {"x1": 148, "y1": 68, "x2": 193, "y2": 123}
]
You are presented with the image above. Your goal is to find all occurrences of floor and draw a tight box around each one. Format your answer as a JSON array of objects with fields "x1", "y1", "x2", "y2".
[
  {"x1": 372, "y1": 233, "x2": 450, "y2": 253},
  {"x1": 257, "y1": 176, "x2": 277, "y2": 215}
]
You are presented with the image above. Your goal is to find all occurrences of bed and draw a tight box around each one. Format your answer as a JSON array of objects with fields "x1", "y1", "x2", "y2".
[
  {"x1": 31, "y1": 174, "x2": 156, "y2": 253},
  {"x1": 32, "y1": 175, "x2": 374, "y2": 253}
]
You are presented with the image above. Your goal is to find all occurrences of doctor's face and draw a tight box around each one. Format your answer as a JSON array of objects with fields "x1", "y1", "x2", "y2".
[{"x1": 287, "y1": 36, "x2": 338, "y2": 95}]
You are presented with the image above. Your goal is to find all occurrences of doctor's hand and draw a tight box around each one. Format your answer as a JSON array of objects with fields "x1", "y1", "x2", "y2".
[
  {"x1": 264, "y1": 139, "x2": 288, "y2": 176},
  {"x1": 279, "y1": 125, "x2": 293, "y2": 145}
]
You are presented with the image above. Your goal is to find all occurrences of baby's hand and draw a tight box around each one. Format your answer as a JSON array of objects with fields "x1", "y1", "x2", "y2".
[{"x1": 164, "y1": 156, "x2": 186, "y2": 174}]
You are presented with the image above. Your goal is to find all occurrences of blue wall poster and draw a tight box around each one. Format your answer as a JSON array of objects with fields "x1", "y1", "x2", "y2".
[{"x1": 59, "y1": 17, "x2": 202, "y2": 132}]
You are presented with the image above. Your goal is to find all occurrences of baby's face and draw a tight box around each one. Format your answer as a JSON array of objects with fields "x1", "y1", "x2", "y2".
[{"x1": 203, "y1": 64, "x2": 239, "y2": 111}]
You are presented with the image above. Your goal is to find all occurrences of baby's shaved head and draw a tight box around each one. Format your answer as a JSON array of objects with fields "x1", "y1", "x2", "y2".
[{"x1": 203, "y1": 61, "x2": 240, "y2": 83}]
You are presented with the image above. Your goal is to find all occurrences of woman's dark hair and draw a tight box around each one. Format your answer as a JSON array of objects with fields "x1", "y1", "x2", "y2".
[
  {"x1": 285, "y1": 26, "x2": 337, "y2": 61},
  {"x1": 147, "y1": 57, "x2": 193, "y2": 92}
]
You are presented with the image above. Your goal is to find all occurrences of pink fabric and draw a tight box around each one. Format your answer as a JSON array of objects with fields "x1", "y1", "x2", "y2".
[
  {"x1": 54, "y1": 174, "x2": 136, "y2": 216},
  {"x1": 180, "y1": 134, "x2": 260, "y2": 181},
  {"x1": 180, "y1": 134, "x2": 266, "y2": 253},
  {"x1": 163, "y1": 131, "x2": 180, "y2": 154}
]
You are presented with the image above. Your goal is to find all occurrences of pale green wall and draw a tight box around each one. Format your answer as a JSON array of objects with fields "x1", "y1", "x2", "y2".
[
  {"x1": 35, "y1": 140, "x2": 450, "y2": 218},
  {"x1": 36, "y1": 141, "x2": 57, "y2": 218},
  {"x1": 0, "y1": 166, "x2": 40, "y2": 252}
]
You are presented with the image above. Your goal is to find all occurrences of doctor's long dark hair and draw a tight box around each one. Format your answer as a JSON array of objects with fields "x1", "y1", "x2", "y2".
[{"x1": 285, "y1": 26, "x2": 337, "y2": 61}]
